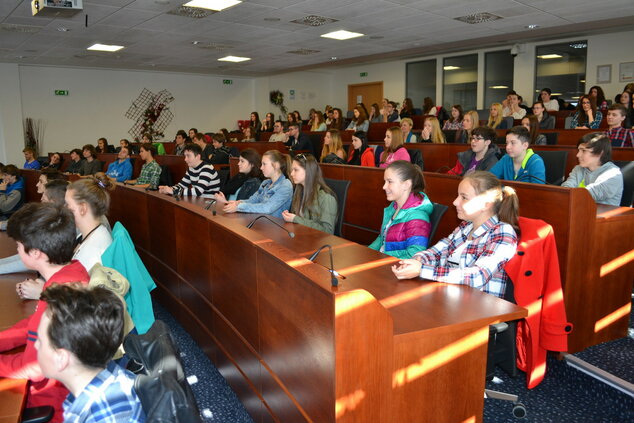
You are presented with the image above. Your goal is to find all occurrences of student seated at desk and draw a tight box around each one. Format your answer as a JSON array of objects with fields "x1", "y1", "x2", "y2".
[
  {"x1": 66, "y1": 148, "x2": 83, "y2": 174},
  {"x1": 38, "y1": 284, "x2": 145, "y2": 422},
  {"x1": 282, "y1": 154, "x2": 337, "y2": 234},
  {"x1": 562, "y1": 133, "x2": 623, "y2": 206},
  {"x1": 125, "y1": 143, "x2": 161, "y2": 189},
  {"x1": 0, "y1": 164, "x2": 25, "y2": 218},
  {"x1": 78, "y1": 144, "x2": 102, "y2": 176},
  {"x1": 158, "y1": 143, "x2": 220, "y2": 198},
  {"x1": 320, "y1": 129, "x2": 346, "y2": 164},
  {"x1": 369, "y1": 160, "x2": 433, "y2": 258},
  {"x1": 23, "y1": 146, "x2": 41, "y2": 170},
  {"x1": 347, "y1": 131, "x2": 375, "y2": 167},
  {"x1": 223, "y1": 150, "x2": 292, "y2": 219},
  {"x1": 105, "y1": 146, "x2": 133, "y2": 182},
  {"x1": 215, "y1": 148, "x2": 263, "y2": 202},
  {"x1": 489, "y1": 126, "x2": 546, "y2": 184},
  {"x1": 448, "y1": 126, "x2": 501, "y2": 176},
  {"x1": 0, "y1": 203, "x2": 91, "y2": 422},
  {"x1": 392, "y1": 171, "x2": 519, "y2": 298},
  {"x1": 379, "y1": 126, "x2": 410, "y2": 168}
]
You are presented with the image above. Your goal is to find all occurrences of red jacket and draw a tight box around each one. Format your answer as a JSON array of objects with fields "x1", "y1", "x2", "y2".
[{"x1": 504, "y1": 217, "x2": 573, "y2": 389}]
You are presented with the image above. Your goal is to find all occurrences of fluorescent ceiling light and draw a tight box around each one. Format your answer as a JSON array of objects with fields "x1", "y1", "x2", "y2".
[
  {"x1": 218, "y1": 55, "x2": 250, "y2": 62},
  {"x1": 537, "y1": 54, "x2": 562, "y2": 59},
  {"x1": 443, "y1": 66, "x2": 460, "y2": 70},
  {"x1": 551, "y1": 93, "x2": 563, "y2": 96},
  {"x1": 489, "y1": 85, "x2": 508, "y2": 89},
  {"x1": 321, "y1": 30, "x2": 363, "y2": 40},
  {"x1": 184, "y1": 0, "x2": 241, "y2": 11},
  {"x1": 87, "y1": 43, "x2": 124, "y2": 52}
]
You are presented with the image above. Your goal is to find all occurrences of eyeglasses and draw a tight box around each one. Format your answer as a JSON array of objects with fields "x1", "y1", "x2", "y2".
[{"x1": 470, "y1": 136, "x2": 485, "y2": 141}]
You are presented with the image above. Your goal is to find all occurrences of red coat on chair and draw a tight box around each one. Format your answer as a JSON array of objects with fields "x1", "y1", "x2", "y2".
[{"x1": 505, "y1": 217, "x2": 573, "y2": 388}]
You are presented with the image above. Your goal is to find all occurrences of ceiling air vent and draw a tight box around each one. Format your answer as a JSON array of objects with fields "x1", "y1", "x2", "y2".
[
  {"x1": 168, "y1": 6, "x2": 215, "y2": 18},
  {"x1": 287, "y1": 49, "x2": 320, "y2": 55},
  {"x1": 291, "y1": 15, "x2": 338, "y2": 27},
  {"x1": 0, "y1": 23, "x2": 41, "y2": 33},
  {"x1": 195, "y1": 42, "x2": 234, "y2": 50},
  {"x1": 454, "y1": 12, "x2": 502, "y2": 24}
]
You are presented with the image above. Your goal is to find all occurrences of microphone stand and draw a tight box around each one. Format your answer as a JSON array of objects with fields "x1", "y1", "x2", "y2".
[
  {"x1": 308, "y1": 244, "x2": 339, "y2": 287},
  {"x1": 246, "y1": 215, "x2": 295, "y2": 238}
]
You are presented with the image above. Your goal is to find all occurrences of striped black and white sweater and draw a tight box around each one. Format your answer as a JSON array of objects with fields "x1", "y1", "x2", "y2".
[{"x1": 172, "y1": 162, "x2": 220, "y2": 198}]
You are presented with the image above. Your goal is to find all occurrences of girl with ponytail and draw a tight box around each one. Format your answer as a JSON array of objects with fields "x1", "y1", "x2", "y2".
[{"x1": 392, "y1": 171, "x2": 519, "y2": 298}]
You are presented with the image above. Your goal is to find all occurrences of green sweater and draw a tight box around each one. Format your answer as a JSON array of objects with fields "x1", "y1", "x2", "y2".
[{"x1": 293, "y1": 188, "x2": 337, "y2": 234}]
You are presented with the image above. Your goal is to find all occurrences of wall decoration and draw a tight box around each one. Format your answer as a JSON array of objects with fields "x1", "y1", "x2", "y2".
[
  {"x1": 125, "y1": 88, "x2": 174, "y2": 141},
  {"x1": 596, "y1": 64, "x2": 611, "y2": 84}
]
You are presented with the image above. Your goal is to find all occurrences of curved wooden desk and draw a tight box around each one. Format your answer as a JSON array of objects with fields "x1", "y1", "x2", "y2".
[{"x1": 108, "y1": 184, "x2": 525, "y2": 422}]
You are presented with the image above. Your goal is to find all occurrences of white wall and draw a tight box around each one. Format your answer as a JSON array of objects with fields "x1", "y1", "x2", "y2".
[
  {"x1": 586, "y1": 30, "x2": 634, "y2": 98},
  {"x1": 11, "y1": 65, "x2": 252, "y2": 161},
  {"x1": 0, "y1": 63, "x2": 25, "y2": 164}
]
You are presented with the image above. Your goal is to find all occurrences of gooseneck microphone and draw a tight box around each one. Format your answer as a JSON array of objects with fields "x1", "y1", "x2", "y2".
[
  {"x1": 308, "y1": 244, "x2": 339, "y2": 287},
  {"x1": 246, "y1": 215, "x2": 295, "y2": 238},
  {"x1": 516, "y1": 173, "x2": 552, "y2": 185}
]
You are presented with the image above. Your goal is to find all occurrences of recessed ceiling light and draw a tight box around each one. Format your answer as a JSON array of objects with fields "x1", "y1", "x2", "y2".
[
  {"x1": 489, "y1": 85, "x2": 509, "y2": 89},
  {"x1": 537, "y1": 54, "x2": 562, "y2": 59},
  {"x1": 192, "y1": 41, "x2": 200, "y2": 45},
  {"x1": 443, "y1": 66, "x2": 460, "y2": 70},
  {"x1": 570, "y1": 96, "x2": 580, "y2": 99},
  {"x1": 218, "y1": 55, "x2": 250, "y2": 62},
  {"x1": 57, "y1": 27, "x2": 69, "y2": 32},
  {"x1": 331, "y1": 57, "x2": 337, "y2": 60},
  {"x1": 525, "y1": 24, "x2": 539, "y2": 29},
  {"x1": 321, "y1": 30, "x2": 363, "y2": 40},
  {"x1": 184, "y1": 0, "x2": 241, "y2": 11},
  {"x1": 551, "y1": 93, "x2": 563, "y2": 96},
  {"x1": 580, "y1": 79, "x2": 586, "y2": 83},
  {"x1": 87, "y1": 43, "x2": 124, "y2": 52}
]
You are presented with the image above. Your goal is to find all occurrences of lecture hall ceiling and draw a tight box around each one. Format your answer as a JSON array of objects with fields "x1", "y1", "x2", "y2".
[{"x1": 0, "y1": 0, "x2": 633, "y2": 76}]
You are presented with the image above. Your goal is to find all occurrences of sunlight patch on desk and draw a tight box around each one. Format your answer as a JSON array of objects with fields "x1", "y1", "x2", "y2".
[
  {"x1": 252, "y1": 238, "x2": 273, "y2": 245},
  {"x1": 392, "y1": 327, "x2": 488, "y2": 388},
  {"x1": 296, "y1": 241, "x2": 356, "y2": 257},
  {"x1": 594, "y1": 303, "x2": 631, "y2": 333},
  {"x1": 285, "y1": 258, "x2": 312, "y2": 268},
  {"x1": 461, "y1": 416, "x2": 476, "y2": 423},
  {"x1": 600, "y1": 248, "x2": 634, "y2": 277},
  {"x1": 338, "y1": 257, "x2": 399, "y2": 276},
  {"x1": 335, "y1": 389, "x2": 366, "y2": 418},
  {"x1": 0, "y1": 376, "x2": 26, "y2": 391},
  {"x1": 335, "y1": 290, "x2": 375, "y2": 317},
  {"x1": 380, "y1": 284, "x2": 438, "y2": 309}
]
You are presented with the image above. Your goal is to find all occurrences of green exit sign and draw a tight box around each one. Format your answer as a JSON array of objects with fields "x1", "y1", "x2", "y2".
[
  {"x1": 359, "y1": 72, "x2": 368, "y2": 77},
  {"x1": 223, "y1": 79, "x2": 233, "y2": 85},
  {"x1": 54, "y1": 90, "x2": 69, "y2": 96}
]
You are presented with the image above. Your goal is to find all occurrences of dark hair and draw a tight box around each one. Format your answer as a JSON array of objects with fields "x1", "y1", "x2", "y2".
[
  {"x1": 3, "y1": 164, "x2": 20, "y2": 178},
  {"x1": 41, "y1": 168, "x2": 64, "y2": 182},
  {"x1": 184, "y1": 143, "x2": 203, "y2": 157},
  {"x1": 353, "y1": 105, "x2": 368, "y2": 125},
  {"x1": 70, "y1": 148, "x2": 82, "y2": 157},
  {"x1": 211, "y1": 133, "x2": 225, "y2": 144},
  {"x1": 263, "y1": 150, "x2": 291, "y2": 178},
  {"x1": 532, "y1": 100, "x2": 546, "y2": 110},
  {"x1": 507, "y1": 125, "x2": 531, "y2": 144},
  {"x1": 7, "y1": 203, "x2": 76, "y2": 264},
  {"x1": 471, "y1": 126, "x2": 496, "y2": 142},
  {"x1": 522, "y1": 115, "x2": 541, "y2": 144},
  {"x1": 288, "y1": 122, "x2": 300, "y2": 130},
  {"x1": 143, "y1": 133, "x2": 153, "y2": 142},
  {"x1": 82, "y1": 144, "x2": 97, "y2": 158},
  {"x1": 575, "y1": 95, "x2": 597, "y2": 126},
  {"x1": 239, "y1": 148, "x2": 263, "y2": 179},
  {"x1": 189, "y1": 128, "x2": 198, "y2": 134},
  {"x1": 422, "y1": 97, "x2": 435, "y2": 115},
  {"x1": 402, "y1": 98, "x2": 414, "y2": 113},
  {"x1": 506, "y1": 90, "x2": 518, "y2": 97},
  {"x1": 541, "y1": 88, "x2": 552, "y2": 95},
  {"x1": 463, "y1": 171, "x2": 520, "y2": 234},
  {"x1": 578, "y1": 132, "x2": 612, "y2": 165},
  {"x1": 48, "y1": 152, "x2": 63, "y2": 166},
  {"x1": 176, "y1": 130, "x2": 187, "y2": 139},
  {"x1": 68, "y1": 173, "x2": 114, "y2": 218},
  {"x1": 607, "y1": 103, "x2": 627, "y2": 118},
  {"x1": 250, "y1": 111, "x2": 260, "y2": 124},
  {"x1": 120, "y1": 139, "x2": 130, "y2": 147},
  {"x1": 220, "y1": 128, "x2": 231, "y2": 141},
  {"x1": 349, "y1": 131, "x2": 369, "y2": 165},
  {"x1": 291, "y1": 154, "x2": 334, "y2": 219},
  {"x1": 23, "y1": 146, "x2": 36, "y2": 155},
  {"x1": 96, "y1": 138, "x2": 109, "y2": 154},
  {"x1": 588, "y1": 85, "x2": 606, "y2": 106},
  {"x1": 293, "y1": 110, "x2": 302, "y2": 121},
  {"x1": 193, "y1": 133, "x2": 206, "y2": 143},
  {"x1": 386, "y1": 160, "x2": 426, "y2": 200},
  {"x1": 140, "y1": 142, "x2": 156, "y2": 156},
  {"x1": 43, "y1": 179, "x2": 69, "y2": 205},
  {"x1": 449, "y1": 105, "x2": 464, "y2": 123},
  {"x1": 40, "y1": 284, "x2": 125, "y2": 369}
]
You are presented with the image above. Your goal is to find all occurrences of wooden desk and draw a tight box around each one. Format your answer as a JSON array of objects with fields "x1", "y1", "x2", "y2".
[
  {"x1": 0, "y1": 233, "x2": 37, "y2": 423},
  {"x1": 109, "y1": 185, "x2": 525, "y2": 422},
  {"x1": 319, "y1": 164, "x2": 634, "y2": 353}
]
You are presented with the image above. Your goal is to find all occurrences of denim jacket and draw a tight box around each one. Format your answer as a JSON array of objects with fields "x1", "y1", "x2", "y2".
[{"x1": 236, "y1": 174, "x2": 292, "y2": 218}]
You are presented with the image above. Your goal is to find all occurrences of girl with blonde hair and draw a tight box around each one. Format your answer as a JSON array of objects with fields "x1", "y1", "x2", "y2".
[{"x1": 320, "y1": 130, "x2": 347, "y2": 164}]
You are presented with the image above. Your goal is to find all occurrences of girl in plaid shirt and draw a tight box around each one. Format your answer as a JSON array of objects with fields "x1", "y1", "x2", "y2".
[{"x1": 392, "y1": 171, "x2": 519, "y2": 298}]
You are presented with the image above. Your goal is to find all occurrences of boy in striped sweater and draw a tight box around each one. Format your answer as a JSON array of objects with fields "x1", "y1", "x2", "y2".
[{"x1": 159, "y1": 143, "x2": 220, "y2": 198}]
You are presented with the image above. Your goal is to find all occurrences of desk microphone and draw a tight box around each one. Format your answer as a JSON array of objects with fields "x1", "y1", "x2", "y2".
[
  {"x1": 516, "y1": 173, "x2": 552, "y2": 185},
  {"x1": 246, "y1": 215, "x2": 295, "y2": 238},
  {"x1": 173, "y1": 186, "x2": 183, "y2": 201},
  {"x1": 308, "y1": 244, "x2": 339, "y2": 287},
  {"x1": 204, "y1": 199, "x2": 216, "y2": 210}
]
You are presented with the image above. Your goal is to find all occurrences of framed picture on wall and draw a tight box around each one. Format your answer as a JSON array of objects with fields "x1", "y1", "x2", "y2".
[
  {"x1": 619, "y1": 62, "x2": 634, "y2": 82},
  {"x1": 597, "y1": 65, "x2": 611, "y2": 84}
]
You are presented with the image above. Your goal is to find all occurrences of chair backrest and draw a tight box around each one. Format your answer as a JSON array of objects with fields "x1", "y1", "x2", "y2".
[
  {"x1": 408, "y1": 148, "x2": 424, "y2": 170},
  {"x1": 543, "y1": 132, "x2": 559, "y2": 145},
  {"x1": 442, "y1": 129, "x2": 458, "y2": 143},
  {"x1": 565, "y1": 116, "x2": 574, "y2": 129},
  {"x1": 429, "y1": 203, "x2": 449, "y2": 243},
  {"x1": 535, "y1": 150, "x2": 568, "y2": 185},
  {"x1": 503, "y1": 116, "x2": 514, "y2": 129},
  {"x1": 159, "y1": 164, "x2": 173, "y2": 186},
  {"x1": 613, "y1": 160, "x2": 634, "y2": 207},
  {"x1": 324, "y1": 178, "x2": 351, "y2": 237}
]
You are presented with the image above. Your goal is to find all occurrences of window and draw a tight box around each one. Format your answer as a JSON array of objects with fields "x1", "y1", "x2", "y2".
[
  {"x1": 535, "y1": 40, "x2": 587, "y2": 105},
  {"x1": 484, "y1": 50, "x2": 514, "y2": 108},
  {"x1": 443, "y1": 54, "x2": 477, "y2": 111},
  {"x1": 406, "y1": 59, "x2": 436, "y2": 112}
]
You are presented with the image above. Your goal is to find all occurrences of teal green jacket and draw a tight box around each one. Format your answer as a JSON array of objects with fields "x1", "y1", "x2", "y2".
[{"x1": 102, "y1": 222, "x2": 156, "y2": 334}]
